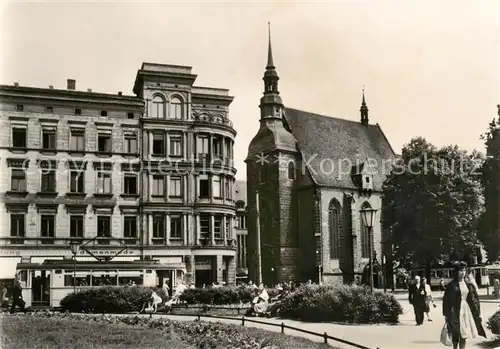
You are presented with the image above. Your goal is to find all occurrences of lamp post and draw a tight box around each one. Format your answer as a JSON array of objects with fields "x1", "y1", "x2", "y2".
[
  {"x1": 360, "y1": 207, "x2": 378, "y2": 293},
  {"x1": 69, "y1": 241, "x2": 80, "y2": 294}
]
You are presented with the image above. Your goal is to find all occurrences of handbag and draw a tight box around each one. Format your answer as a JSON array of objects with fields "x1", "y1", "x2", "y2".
[{"x1": 440, "y1": 323, "x2": 453, "y2": 347}]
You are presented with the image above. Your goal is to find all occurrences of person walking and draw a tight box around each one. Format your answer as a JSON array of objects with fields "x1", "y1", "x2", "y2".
[
  {"x1": 408, "y1": 275, "x2": 426, "y2": 325},
  {"x1": 10, "y1": 278, "x2": 26, "y2": 314},
  {"x1": 421, "y1": 277, "x2": 435, "y2": 322},
  {"x1": 443, "y1": 261, "x2": 486, "y2": 349}
]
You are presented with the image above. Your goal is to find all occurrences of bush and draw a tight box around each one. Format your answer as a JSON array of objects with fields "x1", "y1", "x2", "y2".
[
  {"x1": 276, "y1": 284, "x2": 403, "y2": 324},
  {"x1": 179, "y1": 285, "x2": 281, "y2": 305},
  {"x1": 60, "y1": 286, "x2": 168, "y2": 313},
  {"x1": 488, "y1": 309, "x2": 500, "y2": 335}
]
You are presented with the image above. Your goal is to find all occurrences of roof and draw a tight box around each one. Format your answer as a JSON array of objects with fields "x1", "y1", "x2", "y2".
[
  {"x1": 284, "y1": 107, "x2": 396, "y2": 191},
  {"x1": 234, "y1": 180, "x2": 247, "y2": 203}
]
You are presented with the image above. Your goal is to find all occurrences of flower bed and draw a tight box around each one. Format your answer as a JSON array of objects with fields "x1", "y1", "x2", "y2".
[
  {"x1": 276, "y1": 284, "x2": 403, "y2": 324},
  {"x1": 0, "y1": 312, "x2": 333, "y2": 349}
]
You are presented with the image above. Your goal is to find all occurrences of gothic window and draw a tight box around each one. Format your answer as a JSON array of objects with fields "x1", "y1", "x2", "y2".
[
  {"x1": 329, "y1": 199, "x2": 342, "y2": 259},
  {"x1": 287, "y1": 161, "x2": 296, "y2": 180},
  {"x1": 151, "y1": 95, "x2": 166, "y2": 118},
  {"x1": 361, "y1": 201, "x2": 372, "y2": 259}
]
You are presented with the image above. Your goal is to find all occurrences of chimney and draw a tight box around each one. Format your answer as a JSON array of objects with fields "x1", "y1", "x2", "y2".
[
  {"x1": 49, "y1": 85, "x2": 54, "y2": 89},
  {"x1": 67, "y1": 79, "x2": 76, "y2": 90},
  {"x1": 118, "y1": 91, "x2": 122, "y2": 96},
  {"x1": 13, "y1": 82, "x2": 19, "y2": 87},
  {"x1": 87, "y1": 88, "x2": 92, "y2": 92}
]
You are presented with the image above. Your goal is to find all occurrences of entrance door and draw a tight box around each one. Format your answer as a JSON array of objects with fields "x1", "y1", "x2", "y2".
[
  {"x1": 32, "y1": 270, "x2": 50, "y2": 306},
  {"x1": 195, "y1": 270, "x2": 213, "y2": 287},
  {"x1": 157, "y1": 270, "x2": 173, "y2": 296}
]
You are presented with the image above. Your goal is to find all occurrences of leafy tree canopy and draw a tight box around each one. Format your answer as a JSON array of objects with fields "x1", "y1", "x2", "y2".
[{"x1": 383, "y1": 137, "x2": 484, "y2": 268}]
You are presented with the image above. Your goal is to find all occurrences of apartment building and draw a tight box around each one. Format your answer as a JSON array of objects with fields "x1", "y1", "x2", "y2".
[{"x1": 0, "y1": 63, "x2": 238, "y2": 287}]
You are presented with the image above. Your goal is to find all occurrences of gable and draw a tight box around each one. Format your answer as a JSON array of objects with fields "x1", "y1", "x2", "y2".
[{"x1": 284, "y1": 107, "x2": 396, "y2": 191}]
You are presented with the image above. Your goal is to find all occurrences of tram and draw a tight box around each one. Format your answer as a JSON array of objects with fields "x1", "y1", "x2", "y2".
[
  {"x1": 15, "y1": 259, "x2": 186, "y2": 308},
  {"x1": 413, "y1": 264, "x2": 489, "y2": 288}
]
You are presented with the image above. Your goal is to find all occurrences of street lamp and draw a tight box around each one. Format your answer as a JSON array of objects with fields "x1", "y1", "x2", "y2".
[
  {"x1": 69, "y1": 241, "x2": 80, "y2": 294},
  {"x1": 360, "y1": 207, "x2": 378, "y2": 293}
]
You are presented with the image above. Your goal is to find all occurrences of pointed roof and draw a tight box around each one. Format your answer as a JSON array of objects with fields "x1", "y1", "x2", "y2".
[
  {"x1": 283, "y1": 107, "x2": 396, "y2": 191},
  {"x1": 266, "y1": 22, "x2": 275, "y2": 69}
]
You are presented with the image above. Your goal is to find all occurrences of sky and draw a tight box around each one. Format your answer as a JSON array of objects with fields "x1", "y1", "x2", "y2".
[{"x1": 1, "y1": 0, "x2": 499, "y2": 180}]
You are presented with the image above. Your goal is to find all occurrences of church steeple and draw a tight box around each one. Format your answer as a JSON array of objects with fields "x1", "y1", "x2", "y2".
[
  {"x1": 260, "y1": 22, "x2": 284, "y2": 120},
  {"x1": 360, "y1": 89, "x2": 369, "y2": 126}
]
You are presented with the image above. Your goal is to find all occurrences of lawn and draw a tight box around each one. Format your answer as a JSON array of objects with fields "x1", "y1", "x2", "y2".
[{"x1": 0, "y1": 313, "x2": 334, "y2": 349}]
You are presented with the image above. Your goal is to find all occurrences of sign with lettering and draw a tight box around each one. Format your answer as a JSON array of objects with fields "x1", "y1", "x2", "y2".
[
  {"x1": 0, "y1": 249, "x2": 70, "y2": 257},
  {"x1": 79, "y1": 249, "x2": 139, "y2": 256}
]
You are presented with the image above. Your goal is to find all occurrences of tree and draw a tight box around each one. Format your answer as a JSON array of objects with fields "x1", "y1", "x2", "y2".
[
  {"x1": 383, "y1": 137, "x2": 484, "y2": 268},
  {"x1": 478, "y1": 105, "x2": 500, "y2": 261}
]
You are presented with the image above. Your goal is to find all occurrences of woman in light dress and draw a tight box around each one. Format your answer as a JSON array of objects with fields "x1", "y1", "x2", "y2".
[
  {"x1": 443, "y1": 261, "x2": 486, "y2": 349},
  {"x1": 252, "y1": 284, "x2": 270, "y2": 316}
]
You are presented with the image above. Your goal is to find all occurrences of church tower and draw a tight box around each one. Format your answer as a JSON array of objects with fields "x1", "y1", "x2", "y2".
[{"x1": 245, "y1": 24, "x2": 300, "y2": 286}]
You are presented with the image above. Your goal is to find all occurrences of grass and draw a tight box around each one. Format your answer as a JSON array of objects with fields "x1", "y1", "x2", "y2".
[
  {"x1": 169, "y1": 304, "x2": 248, "y2": 317},
  {"x1": 0, "y1": 313, "x2": 334, "y2": 349}
]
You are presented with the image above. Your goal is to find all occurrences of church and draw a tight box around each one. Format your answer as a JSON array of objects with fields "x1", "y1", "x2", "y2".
[{"x1": 245, "y1": 30, "x2": 397, "y2": 287}]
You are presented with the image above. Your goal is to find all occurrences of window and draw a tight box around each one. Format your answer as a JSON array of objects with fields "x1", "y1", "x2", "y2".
[
  {"x1": 40, "y1": 215, "x2": 55, "y2": 244},
  {"x1": 169, "y1": 135, "x2": 182, "y2": 156},
  {"x1": 70, "y1": 129, "x2": 85, "y2": 151},
  {"x1": 152, "y1": 175, "x2": 164, "y2": 196},
  {"x1": 151, "y1": 95, "x2": 165, "y2": 118},
  {"x1": 153, "y1": 215, "x2": 165, "y2": 243},
  {"x1": 214, "y1": 215, "x2": 223, "y2": 239},
  {"x1": 46, "y1": 106, "x2": 53, "y2": 113},
  {"x1": 288, "y1": 161, "x2": 296, "y2": 180},
  {"x1": 224, "y1": 179, "x2": 230, "y2": 200},
  {"x1": 213, "y1": 138, "x2": 223, "y2": 157},
  {"x1": 197, "y1": 135, "x2": 209, "y2": 157},
  {"x1": 10, "y1": 214, "x2": 25, "y2": 243},
  {"x1": 74, "y1": 108, "x2": 82, "y2": 115},
  {"x1": 70, "y1": 216, "x2": 84, "y2": 238},
  {"x1": 41, "y1": 170, "x2": 56, "y2": 192},
  {"x1": 96, "y1": 172, "x2": 112, "y2": 194},
  {"x1": 169, "y1": 97, "x2": 183, "y2": 119},
  {"x1": 124, "y1": 175, "x2": 137, "y2": 195},
  {"x1": 97, "y1": 216, "x2": 111, "y2": 243},
  {"x1": 98, "y1": 134, "x2": 111, "y2": 152},
  {"x1": 127, "y1": 112, "x2": 134, "y2": 119},
  {"x1": 124, "y1": 134, "x2": 137, "y2": 154},
  {"x1": 212, "y1": 175, "x2": 221, "y2": 198},
  {"x1": 12, "y1": 128, "x2": 26, "y2": 148},
  {"x1": 170, "y1": 215, "x2": 182, "y2": 239},
  {"x1": 100, "y1": 110, "x2": 108, "y2": 117},
  {"x1": 70, "y1": 171, "x2": 84, "y2": 193},
  {"x1": 329, "y1": 199, "x2": 341, "y2": 259},
  {"x1": 237, "y1": 214, "x2": 247, "y2": 229},
  {"x1": 11, "y1": 169, "x2": 26, "y2": 191},
  {"x1": 237, "y1": 235, "x2": 247, "y2": 269},
  {"x1": 169, "y1": 176, "x2": 182, "y2": 198},
  {"x1": 124, "y1": 216, "x2": 137, "y2": 238},
  {"x1": 200, "y1": 213, "x2": 210, "y2": 240},
  {"x1": 361, "y1": 202, "x2": 372, "y2": 259},
  {"x1": 152, "y1": 133, "x2": 165, "y2": 156},
  {"x1": 225, "y1": 140, "x2": 232, "y2": 159},
  {"x1": 199, "y1": 175, "x2": 209, "y2": 198},
  {"x1": 16, "y1": 104, "x2": 24, "y2": 112}
]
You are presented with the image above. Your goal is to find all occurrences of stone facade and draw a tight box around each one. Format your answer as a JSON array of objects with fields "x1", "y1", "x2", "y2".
[{"x1": 0, "y1": 63, "x2": 238, "y2": 286}]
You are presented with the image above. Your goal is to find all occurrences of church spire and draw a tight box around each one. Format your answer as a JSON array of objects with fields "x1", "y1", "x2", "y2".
[
  {"x1": 260, "y1": 22, "x2": 283, "y2": 120},
  {"x1": 267, "y1": 22, "x2": 275, "y2": 69},
  {"x1": 360, "y1": 89, "x2": 369, "y2": 126}
]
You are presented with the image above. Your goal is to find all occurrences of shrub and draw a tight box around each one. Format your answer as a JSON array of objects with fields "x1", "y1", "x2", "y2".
[
  {"x1": 60, "y1": 286, "x2": 168, "y2": 313},
  {"x1": 488, "y1": 309, "x2": 500, "y2": 335},
  {"x1": 179, "y1": 285, "x2": 281, "y2": 305},
  {"x1": 276, "y1": 284, "x2": 403, "y2": 324}
]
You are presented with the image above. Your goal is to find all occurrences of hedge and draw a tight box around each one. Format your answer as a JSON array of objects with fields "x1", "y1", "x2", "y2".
[
  {"x1": 60, "y1": 286, "x2": 168, "y2": 313},
  {"x1": 276, "y1": 284, "x2": 403, "y2": 324},
  {"x1": 179, "y1": 285, "x2": 281, "y2": 305}
]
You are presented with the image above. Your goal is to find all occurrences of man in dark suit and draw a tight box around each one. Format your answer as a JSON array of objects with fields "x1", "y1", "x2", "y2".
[
  {"x1": 10, "y1": 278, "x2": 26, "y2": 314},
  {"x1": 409, "y1": 275, "x2": 426, "y2": 325}
]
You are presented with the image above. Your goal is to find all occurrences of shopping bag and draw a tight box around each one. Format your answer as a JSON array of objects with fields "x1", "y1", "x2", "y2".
[{"x1": 440, "y1": 323, "x2": 453, "y2": 346}]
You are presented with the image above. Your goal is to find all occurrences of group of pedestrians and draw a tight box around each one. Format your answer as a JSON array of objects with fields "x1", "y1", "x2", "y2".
[{"x1": 409, "y1": 262, "x2": 486, "y2": 349}]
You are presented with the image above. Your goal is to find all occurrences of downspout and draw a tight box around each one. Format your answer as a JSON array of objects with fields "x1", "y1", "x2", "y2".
[{"x1": 139, "y1": 99, "x2": 147, "y2": 261}]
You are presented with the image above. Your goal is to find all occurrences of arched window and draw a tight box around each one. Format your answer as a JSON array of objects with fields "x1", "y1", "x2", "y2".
[
  {"x1": 151, "y1": 95, "x2": 165, "y2": 118},
  {"x1": 287, "y1": 161, "x2": 296, "y2": 180},
  {"x1": 169, "y1": 96, "x2": 183, "y2": 119},
  {"x1": 361, "y1": 202, "x2": 371, "y2": 259},
  {"x1": 329, "y1": 199, "x2": 342, "y2": 259}
]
